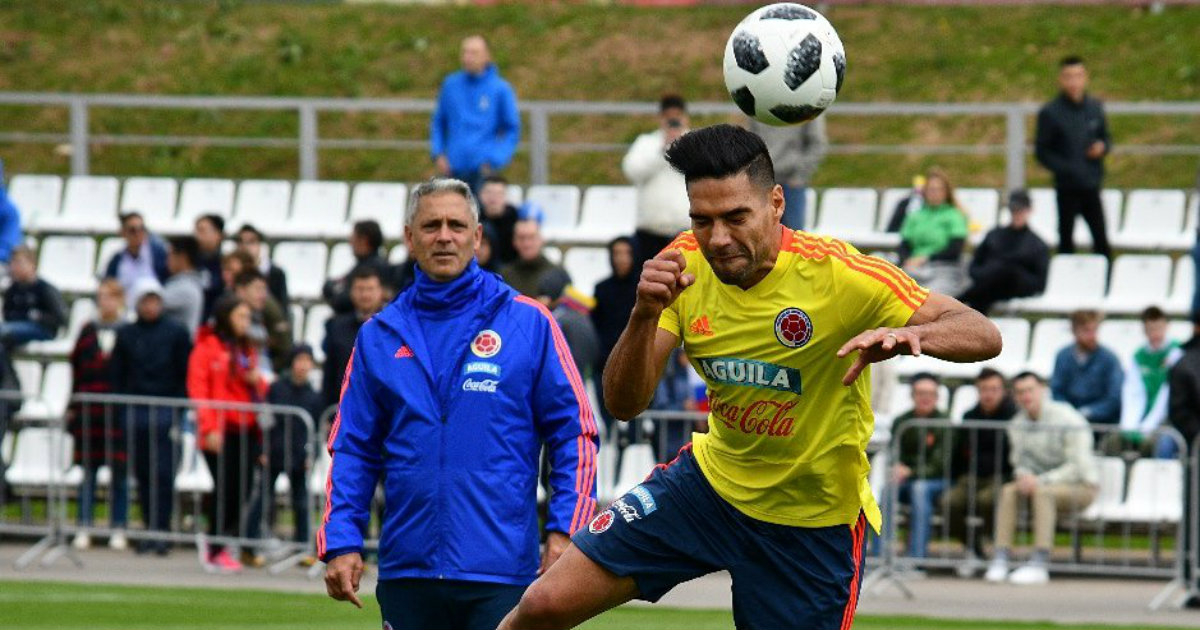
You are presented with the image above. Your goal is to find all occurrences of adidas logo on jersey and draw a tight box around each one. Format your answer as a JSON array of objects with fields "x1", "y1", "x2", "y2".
[{"x1": 688, "y1": 315, "x2": 715, "y2": 337}]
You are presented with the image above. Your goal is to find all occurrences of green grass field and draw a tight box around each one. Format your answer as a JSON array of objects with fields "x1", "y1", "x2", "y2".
[{"x1": 0, "y1": 580, "x2": 1190, "y2": 630}]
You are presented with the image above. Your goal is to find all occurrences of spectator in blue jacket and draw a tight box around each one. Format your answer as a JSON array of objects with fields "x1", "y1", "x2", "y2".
[
  {"x1": 1050, "y1": 309, "x2": 1123, "y2": 430},
  {"x1": 0, "y1": 162, "x2": 24, "y2": 265},
  {"x1": 320, "y1": 178, "x2": 598, "y2": 630},
  {"x1": 430, "y1": 36, "x2": 521, "y2": 194},
  {"x1": 104, "y1": 212, "x2": 170, "y2": 310}
]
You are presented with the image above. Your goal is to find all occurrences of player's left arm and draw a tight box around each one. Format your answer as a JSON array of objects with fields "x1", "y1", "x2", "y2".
[{"x1": 838, "y1": 292, "x2": 1001, "y2": 386}]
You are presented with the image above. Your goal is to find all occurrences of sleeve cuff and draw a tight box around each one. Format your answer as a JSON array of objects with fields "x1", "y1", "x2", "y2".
[{"x1": 320, "y1": 546, "x2": 362, "y2": 563}]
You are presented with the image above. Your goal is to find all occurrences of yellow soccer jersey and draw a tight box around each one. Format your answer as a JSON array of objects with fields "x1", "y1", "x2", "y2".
[{"x1": 658, "y1": 227, "x2": 930, "y2": 532}]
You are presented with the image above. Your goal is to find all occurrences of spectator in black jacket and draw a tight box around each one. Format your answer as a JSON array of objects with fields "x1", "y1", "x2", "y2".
[
  {"x1": 2, "y1": 246, "x2": 67, "y2": 348},
  {"x1": 942, "y1": 368, "x2": 1018, "y2": 575},
  {"x1": 958, "y1": 190, "x2": 1050, "y2": 314},
  {"x1": 109, "y1": 277, "x2": 193, "y2": 555},
  {"x1": 322, "y1": 266, "x2": 386, "y2": 408},
  {"x1": 1169, "y1": 317, "x2": 1200, "y2": 608},
  {"x1": 323, "y1": 220, "x2": 394, "y2": 314},
  {"x1": 478, "y1": 175, "x2": 520, "y2": 265},
  {"x1": 194, "y1": 214, "x2": 226, "y2": 323},
  {"x1": 590, "y1": 237, "x2": 638, "y2": 435},
  {"x1": 1035, "y1": 56, "x2": 1113, "y2": 259},
  {"x1": 235, "y1": 224, "x2": 289, "y2": 314}
]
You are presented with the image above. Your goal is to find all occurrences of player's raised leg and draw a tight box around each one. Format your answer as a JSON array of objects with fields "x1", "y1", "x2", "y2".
[{"x1": 497, "y1": 544, "x2": 638, "y2": 629}]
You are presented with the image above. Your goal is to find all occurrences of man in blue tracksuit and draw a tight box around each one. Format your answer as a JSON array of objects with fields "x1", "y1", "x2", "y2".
[
  {"x1": 320, "y1": 178, "x2": 598, "y2": 630},
  {"x1": 430, "y1": 35, "x2": 521, "y2": 195}
]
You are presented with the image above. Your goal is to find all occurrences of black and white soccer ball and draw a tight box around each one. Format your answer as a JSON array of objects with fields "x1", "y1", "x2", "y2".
[{"x1": 723, "y1": 3, "x2": 845, "y2": 126}]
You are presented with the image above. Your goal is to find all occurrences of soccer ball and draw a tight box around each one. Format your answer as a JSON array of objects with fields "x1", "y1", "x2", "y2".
[{"x1": 723, "y1": 3, "x2": 845, "y2": 126}]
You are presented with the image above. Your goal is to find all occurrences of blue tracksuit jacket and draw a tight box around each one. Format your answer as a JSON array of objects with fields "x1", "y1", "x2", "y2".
[
  {"x1": 318, "y1": 261, "x2": 598, "y2": 585},
  {"x1": 430, "y1": 64, "x2": 521, "y2": 174}
]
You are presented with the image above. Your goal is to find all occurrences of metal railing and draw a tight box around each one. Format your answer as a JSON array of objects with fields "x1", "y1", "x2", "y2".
[{"x1": 2, "y1": 92, "x2": 1199, "y2": 189}]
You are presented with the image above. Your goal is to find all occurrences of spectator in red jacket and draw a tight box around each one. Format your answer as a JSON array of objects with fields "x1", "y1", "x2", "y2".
[{"x1": 188, "y1": 295, "x2": 269, "y2": 573}]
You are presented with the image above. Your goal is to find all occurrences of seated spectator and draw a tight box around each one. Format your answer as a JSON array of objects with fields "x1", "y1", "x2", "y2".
[
  {"x1": 1119, "y1": 306, "x2": 1184, "y2": 458},
  {"x1": 888, "y1": 373, "x2": 951, "y2": 559},
  {"x1": 500, "y1": 219, "x2": 569, "y2": 298},
  {"x1": 1050, "y1": 310, "x2": 1123, "y2": 435},
  {"x1": 235, "y1": 224, "x2": 289, "y2": 313},
  {"x1": 162, "y1": 236, "x2": 205, "y2": 337},
  {"x1": 0, "y1": 160, "x2": 24, "y2": 266},
  {"x1": 194, "y1": 214, "x2": 226, "y2": 323},
  {"x1": 477, "y1": 223, "x2": 501, "y2": 273},
  {"x1": 231, "y1": 270, "x2": 291, "y2": 375},
  {"x1": 942, "y1": 368, "x2": 1017, "y2": 575},
  {"x1": 324, "y1": 220, "x2": 394, "y2": 314},
  {"x1": 109, "y1": 277, "x2": 192, "y2": 556},
  {"x1": 536, "y1": 273, "x2": 599, "y2": 383},
  {"x1": 69, "y1": 279, "x2": 128, "y2": 552},
  {"x1": 104, "y1": 212, "x2": 169, "y2": 309},
  {"x1": 987, "y1": 372, "x2": 1097, "y2": 585},
  {"x1": 188, "y1": 295, "x2": 269, "y2": 573},
  {"x1": 322, "y1": 266, "x2": 386, "y2": 408},
  {"x1": 958, "y1": 190, "x2": 1050, "y2": 314},
  {"x1": 2, "y1": 246, "x2": 67, "y2": 348},
  {"x1": 898, "y1": 168, "x2": 969, "y2": 295},
  {"x1": 591, "y1": 236, "x2": 638, "y2": 436},
  {"x1": 477, "y1": 175, "x2": 520, "y2": 266},
  {"x1": 247, "y1": 344, "x2": 323, "y2": 567}
]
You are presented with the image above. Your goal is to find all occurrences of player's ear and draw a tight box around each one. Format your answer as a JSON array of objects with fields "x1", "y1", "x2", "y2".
[{"x1": 771, "y1": 183, "x2": 785, "y2": 224}]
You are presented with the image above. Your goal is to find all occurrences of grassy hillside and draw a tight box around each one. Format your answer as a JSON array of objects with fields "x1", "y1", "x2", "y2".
[{"x1": 1, "y1": 1, "x2": 1198, "y2": 188}]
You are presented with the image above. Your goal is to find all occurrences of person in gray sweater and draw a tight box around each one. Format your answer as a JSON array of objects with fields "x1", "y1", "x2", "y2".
[
  {"x1": 162, "y1": 236, "x2": 205, "y2": 337},
  {"x1": 986, "y1": 371, "x2": 1098, "y2": 586}
]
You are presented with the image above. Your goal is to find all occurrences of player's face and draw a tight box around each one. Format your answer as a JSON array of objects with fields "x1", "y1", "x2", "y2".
[
  {"x1": 405, "y1": 192, "x2": 482, "y2": 283},
  {"x1": 687, "y1": 172, "x2": 784, "y2": 289}
]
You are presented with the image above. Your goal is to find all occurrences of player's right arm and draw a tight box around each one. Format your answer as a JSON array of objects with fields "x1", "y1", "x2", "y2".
[{"x1": 603, "y1": 249, "x2": 694, "y2": 420}]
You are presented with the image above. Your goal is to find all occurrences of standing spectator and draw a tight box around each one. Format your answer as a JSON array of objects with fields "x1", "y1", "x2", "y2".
[
  {"x1": 247, "y1": 344, "x2": 323, "y2": 567},
  {"x1": 188, "y1": 295, "x2": 269, "y2": 574},
  {"x1": 194, "y1": 214, "x2": 227, "y2": 323},
  {"x1": 500, "y1": 219, "x2": 569, "y2": 298},
  {"x1": 623, "y1": 94, "x2": 692, "y2": 267},
  {"x1": 478, "y1": 175, "x2": 520, "y2": 266},
  {"x1": 1050, "y1": 310, "x2": 1123, "y2": 432},
  {"x1": 1035, "y1": 56, "x2": 1113, "y2": 259},
  {"x1": 321, "y1": 266, "x2": 386, "y2": 409},
  {"x1": 232, "y1": 270, "x2": 292, "y2": 375},
  {"x1": 591, "y1": 237, "x2": 638, "y2": 436},
  {"x1": 888, "y1": 373, "x2": 951, "y2": 559},
  {"x1": 2, "y1": 246, "x2": 67, "y2": 347},
  {"x1": 321, "y1": 179, "x2": 596, "y2": 628},
  {"x1": 430, "y1": 35, "x2": 520, "y2": 194},
  {"x1": 986, "y1": 372, "x2": 1097, "y2": 585},
  {"x1": 109, "y1": 277, "x2": 192, "y2": 556},
  {"x1": 323, "y1": 220, "x2": 393, "y2": 315},
  {"x1": 958, "y1": 190, "x2": 1050, "y2": 314},
  {"x1": 235, "y1": 224, "x2": 289, "y2": 313},
  {"x1": 0, "y1": 160, "x2": 24, "y2": 266},
  {"x1": 1120, "y1": 306, "x2": 1183, "y2": 458},
  {"x1": 162, "y1": 236, "x2": 205, "y2": 337},
  {"x1": 104, "y1": 212, "x2": 169, "y2": 309},
  {"x1": 749, "y1": 114, "x2": 827, "y2": 230},
  {"x1": 898, "y1": 168, "x2": 969, "y2": 295},
  {"x1": 943, "y1": 368, "x2": 1017, "y2": 575},
  {"x1": 1168, "y1": 315, "x2": 1200, "y2": 608},
  {"x1": 69, "y1": 279, "x2": 128, "y2": 552}
]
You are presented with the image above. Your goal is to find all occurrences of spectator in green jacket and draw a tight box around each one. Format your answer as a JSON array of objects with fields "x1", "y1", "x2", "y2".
[{"x1": 899, "y1": 168, "x2": 970, "y2": 295}]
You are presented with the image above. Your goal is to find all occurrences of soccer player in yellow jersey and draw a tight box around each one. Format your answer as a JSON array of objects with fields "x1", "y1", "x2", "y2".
[{"x1": 499, "y1": 124, "x2": 1001, "y2": 630}]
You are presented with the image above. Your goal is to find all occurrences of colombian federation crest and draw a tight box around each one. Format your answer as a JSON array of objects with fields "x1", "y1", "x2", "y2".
[
  {"x1": 774, "y1": 308, "x2": 813, "y2": 349},
  {"x1": 471, "y1": 330, "x2": 502, "y2": 358},
  {"x1": 588, "y1": 509, "x2": 615, "y2": 534}
]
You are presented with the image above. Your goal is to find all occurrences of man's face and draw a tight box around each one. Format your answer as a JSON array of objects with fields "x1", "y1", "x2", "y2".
[
  {"x1": 1144, "y1": 318, "x2": 1168, "y2": 348},
  {"x1": 479, "y1": 182, "x2": 507, "y2": 217},
  {"x1": 222, "y1": 260, "x2": 243, "y2": 289},
  {"x1": 137, "y1": 294, "x2": 163, "y2": 322},
  {"x1": 513, "y1": 221, "x2": 543, "y2": 262},
  {"x1": 687, "y1": 172, "x2": 784, "y2": 288},
  {"x1": 194, "y1": 220, "x2": 222, "y2": 253},
  {"x1": 1010, "y1": 207, "x2": 1031, "y2": 229},
  {"x1": 9, "y1": 255, "x2": 35, "y2": 283},
  {"x1": 611, "y1": 241, "x2": 634, "y2": 278},
  {"x1": 237, "y1": 231, "x2": 263, "y2": 263},
  {"x1": 350, "y1": 276, "x2": 385, "y2": 315},
  {"x1": 1059, "y1": 63, "x2": 1088, "y2": 102},
  {"x1": 461, "y1": 36, "x2": 490, "y2": 75},
  {"x1": 977, "y1": 376, "x2": 1006, "y2": 414},
  {"x1": 242, "y1": 279, "x2": 268, "y2": 311},
  {"x1": 1073, "y1": 320, "x2": 1099, "y2": 352},
  {"x1": 911, "y1": 380, "x2": 939, "y2": 417},
  {"x1": 350, "y1": 231, "x2": 373, "y2": 259},
  {"x1": 122, "y1": 217, "x2": 147, "y2": 251},
  {"x1": 167, "y1": 249, "x2": 184, "y2": 275},
  {"x1": 291, "y1": 353, "x2": 314, "y2": 383},
  {"x1": 97, "y1": 286, "x2": 123, "y2": 321},
  {"x1": 1014, "y1": 377, "x2": 1044, "y2": 415},
  {"x1": 660, "y1": 107, "x2": 689, "y2": 132},
  {"x1": 404, "y1": 192, "x2": 482, "y2": 283}
]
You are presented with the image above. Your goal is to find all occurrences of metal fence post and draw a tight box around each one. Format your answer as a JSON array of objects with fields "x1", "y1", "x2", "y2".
[
  {"x1": 529, "y1": 106, "x2": 550, "y2": 185},
  {"x1": 69, "y1": 98, "x2": 89, "y2": 176},
  {"x1": 1005, "y1": 108, "x2": 1026, "y2": 192},
  {"x1": 298, "y1": 105, "x2": 318, "y2": 181}
]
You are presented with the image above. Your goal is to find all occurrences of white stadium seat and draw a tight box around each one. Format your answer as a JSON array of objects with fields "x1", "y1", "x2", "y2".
[
  {"x1": 1165, "y1": 256, "x2": 1193, "y2": 317},
  {"x1": 8, "y1": 174, "x2": 63, "y2": 231},
  {"x1": 347, "y1": 182, "x2": 406, "y2": 240},
  {"x1": 982, "y1": 317, "x2": 1031, "y2": 377},
  {"x1": 1011, "y1": 254, "x2": 1108, "y2": 313},
  {"x1": 38, "y1": 235, "x2": 98, "y2": 293},
  {"x1": 4, "y1": 427, "x2": 82, "y2": 488},
  {"x1": 567, "y1": 186, "x2": 638, "y2": 244},
  {"x1": 505, "y1": 184, "x2": 524, "y2": 207},
  {"x1": 95, "y1": 236, "x2": 125, "y2": 278},
  {"x1": 290, "y1": 303, "x2": 306, "y2": 344},
  {"x1": 38, "y1": 176, "x2": 120, "y2": 234},
  {"x1": 230, "y1": 179, "x2": 291, "y2": 235},
  {"x1": 289, "y1": 180, "x2": 350, "y2": 238},
  {"x1": 119, "y1": 177, "x2": 178, "y2": 230},
  {"x1": 304, "y1": 304, "x2": 333, "y2": 364},
  {"x1": 1080, "y1": 457, "x2": 1127, "y2": 522},
  {"x1": 389, "y1": 243, "x2": 409, "y2": 264},
  {"x1": 41, "y1": 362, "x2": 72, "y2": 419},
  {"x1": 172, "y1": 178, "x2": 235, "y2": 235},
  {"x1": 1169, "y1": 320, "x2": 1193, "y2": 345},
  {"x1": 1098, "y1": 319, "x2": 1144, "y2": 364},
  {"x1": 1025, "y1": 318, "x2": 1074, "y2": 377},
  {"x1": 526, "y1": 185, "x2": 581, "y2": 240},
  {"x1": 1111, "y1": 189, "x2": 1187, "y2": 250},
  {"x1": 327, "y1": 242, "x2": 356, "y2": 281},
  {"x1": 612, "y1": 443, "x2": 656, "y2": 499},
  {"x1": 956, "y1": 188, "x2": 1001, "y2": 242},
  {"x1": 1105, "y1": 459, "x2": 1183, "y2": 523},
  {"x1": 543, "y1": 245, "x2": 563, "y2": 266},
  {"x1": 949, "y1": 385, "x2": 978, "y2": 422},
  {"x1": 272, "y1": 241, "x2": 328, "y2": 300},
  {"x1": 1102, "y1": 254, "x2": 1173, "y2": 315},
  {"x1": 12, "y1": 360, "x2": 43, "y2": 415},
  {"x1": 562, "y1": 246, "x2": 610, "y2": 298},
  {"x1": 814, "y1": 188, "x2": 888, "y2": 247}
]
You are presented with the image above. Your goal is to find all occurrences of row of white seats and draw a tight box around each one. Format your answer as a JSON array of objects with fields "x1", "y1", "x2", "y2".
[{"x1": 1004, "y1": 253, "x2": 1192, "y2": 315}]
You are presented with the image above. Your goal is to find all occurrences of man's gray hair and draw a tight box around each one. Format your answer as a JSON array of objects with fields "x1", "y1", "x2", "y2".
[{"x1": 406, "y1": 178, "x2": 481, "y2": 226}]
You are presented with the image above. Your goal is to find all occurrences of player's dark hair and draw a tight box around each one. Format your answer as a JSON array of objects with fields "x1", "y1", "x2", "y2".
[
  {"x1": 911, "y1": 372, "x2": 940, "y2": 387},
  {"x1": 167, "y1": 236, "x2": 200, "y2": 269},
  {"x1": 1141, "y1": 306, "x2": 1167, "y2": 323},
  {"x1": 659, "y1": 93, "x2": 687, "y2": 113},
  {"x1": 1013, "y1": 371, "x2": 1044, "y2": 385},
  {"x1": 664, "y1": 124, "x2": 776, "y2": 192},
  {"x1": 1060, "y1": 55, "x2": 1084, "y2": 68},
  {"x1": 353, "y1": 220, "x2": 384, "y2": 252},
  {"x1": 975, "y1": 367, "x2": 1006, "y2": 385},
  {"x1": 196, "y1": 213, "x2": 225, "y2": 234}
]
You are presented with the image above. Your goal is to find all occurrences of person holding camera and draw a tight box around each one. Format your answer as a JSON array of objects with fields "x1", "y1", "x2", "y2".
[{"x1": 623, "y1": 94, "x2": 693, "y2": 268}]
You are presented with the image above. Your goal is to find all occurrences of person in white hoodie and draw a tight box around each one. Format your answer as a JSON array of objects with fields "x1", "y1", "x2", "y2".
[
  {"x1": 622, "y1": 94, "x2": 692, "y2": 267},
  {"x1": 1118, "y1": 306, "x2": 1183, "y2": 458}
]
